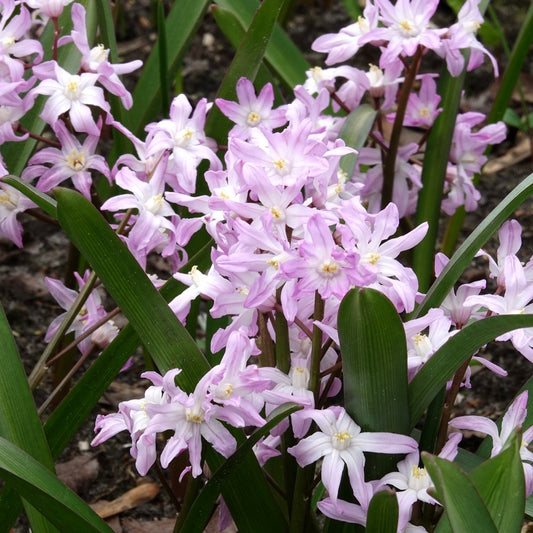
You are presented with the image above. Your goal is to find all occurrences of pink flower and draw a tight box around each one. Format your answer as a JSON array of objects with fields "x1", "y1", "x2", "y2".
[
  {"x1": 311, "y1": 2, "x2": 379, "y2": 65},
  {"x1": 101, "y1": 154, "x2": 177, "y2": 264},
  {"x1": 44, "y1": 271, "x2": 108, "y2": 355},
  {"x1": 216, "y1": 77, "x2": 286, "y2": 139},
  {"x1": 361, "y1": 0, "x2": 444, "y2": 68},
  {"x1": 25, "y1": 0, "x2": 74, "y2": 18},
  {"x1": 62, "y1": 3, "x2": 142, "y2": 109},
  {"x1": 281, "y1": 213, "x2": 367, "y2": 300},
  {"x1": 145, "y1": 94, "x2": 221, "y2": 194},
  {"x1": 0, "y1": 1, "x2": 43, "y2": 78},
  {"x1": 288, "y1": 406, "x2": 418, "y2": 505},
  {"x1": 22, "y1": 120, "x2": 110, "y2": 199},
  {"x1": 450, "y1": 391, "x2": 533, "y2": 496},
  {"x1": 33, "y1": 62, "x2": 110, "y2": 135},
  {"x1": 0, "y1": 180, "x2": 36, "y2": 247}
]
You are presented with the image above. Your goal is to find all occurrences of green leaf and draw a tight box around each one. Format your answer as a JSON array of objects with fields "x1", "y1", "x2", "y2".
[
  {"x1": 338, "y1": 104, "x2": 377, "y2": 178},
  {"x1": 365, "y1": 490, "x2": 398, "y2": 533},
  {"x1": 413, "y1": 63, "x2": 467, "y2": 293},
  {"x1": 176, "y1": 403, "x2": 302, "y2": 533},
  {"x1": 408, "y1": 314, "x2": 533, "y2": 428},
  {"x1": 55, "y1": 187, "x2": 209, "y2": 390},
  {"x1": 2, "y1": 175, "x2": 57, "y2": 218},
  {"x1": 413, "y1": 171, "x2": 533, "y2": 319},
  {"x1": 206, "y1": 0, "x2": 286, "y2": 145},
  {"x1": 0, "y1": 437, "x2": 112, "y2": 532},
  {"x1": 469, "y1": 431, "x2": 525, "y2": 533},
  {"x1": 423, "y1": 453, "x2": 499, "y2": 533},
  {"x1": 126, "y1": 0, "x2": 211, "y2": 136},
  {"x1": 214, "y1": 0, "x2": 309, "y2": 90},
  {"x1": 338, "y1": 288, "x2": 410, "y2": 435},
  {"x1": 55, "y1": 188, "x2": 289, "y2": 533},
  {"x1": 0, "y1": 302, "x2": 57, "y2": 531},
  {"x1": 211, "y1": 5, "x2": 285, "y2": 105},
  {"x1": 340, "y1": 0, "x2": 362, "y2": 20}
]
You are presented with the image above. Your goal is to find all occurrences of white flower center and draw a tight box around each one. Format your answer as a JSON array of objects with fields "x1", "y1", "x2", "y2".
[
  {"x1": 0, "y1": 105, "x2": 15, "y2": 125},
  {"x1": 367, "y1": 64, "x2": 384, "y2": 87},
  {"x1": 175, "y1": 126, "x2": 195, "y2": 147},
  {"x1": 291, "y1": 365, "x2": 310, "y2": 389},
  {"x1": 89, "y1": 43, "x2": 109, "y2": 64},
  {"x1": 363, "y1": 252, "x2": 381, "y2": 265},
  {"x1": 332, "y1": 430, "x2": 352, "y2": 450},
  {"x1": 64, "y1": 77, "x2": 81, "y2": 100},
  {"x1": 2, "y1": 35, "x2": 15, "y2": 50},
  {"x1": 412, "y1": 333, "x2": 433, "y2": 362},
  {"x1": 247, "y1": 111, "x2": 261, "y2": 126},
  {"x1": 186, "y1": 406, "x2": 204, "y2": 423},
  {"x1": 408, "y1": 465, "x2": 432, "y2": 491},
  {"x1": 0, "y1": 188, "x2": 18, "y2": 211},
  {"x1": 66, "y1": 149, "x2": 86, "y2": 171},
  {"x1": 144, "y1": 194, "x2": 164, "y2": 214},
  {"x1": 398, "y1": 19, "x2": 419, "y2": 37},
  {"x1": 321, "y1": 260, "x2": 339, "y2": 277}
]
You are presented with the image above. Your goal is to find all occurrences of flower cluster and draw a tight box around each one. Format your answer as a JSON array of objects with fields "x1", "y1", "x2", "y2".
[{"x1": 2, "y1": 1, "x2": 533, "y2": 531}]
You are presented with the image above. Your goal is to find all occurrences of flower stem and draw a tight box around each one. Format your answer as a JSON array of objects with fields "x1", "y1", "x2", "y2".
[
  {"x1": 381, "y1": 46, "x2": 423, "y2": 209},
  {"x1": 309, "y1": 292, "x2": 325, "y2": 404}
]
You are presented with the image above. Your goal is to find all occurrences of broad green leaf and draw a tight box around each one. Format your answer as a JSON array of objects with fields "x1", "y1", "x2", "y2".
[
  {"x1": 126, "y1": 0, "x2": 211, "y2": 136},
  {"x1": 413, "y1": 63, "x2": 467, "y2": 292},
  {"x1": 55, "y1": 188, "x2": 209, "y2": 389},
  {"x1": 176, "y1": 403, "x2": 302, "y2": 533},
  {"x1": 0, "y1": 303, "x2": 56, "y2": 532},
  {"x1": 469, "y1": 431, "x2": 525, "y2": 533},
  {"x1": 413, "y1": 171, "x2": 533, "y2": 319},
  {"x1": 338, "y1": 288, "x2": 410, "y2": 435},
  {"x1": 214, "y1": 0, "x2": 309, "y2": 90},
  {"x1": 54, "y1": 188, "x2": 289, "y2": 533},
  {"x1": 408, "y1": 314, "x2": 533, "y2": 428},
  {"x1": 44, "y1": 236, "x2": 215, "y2": 459},
  {"x1": 338, "y1": 104, "x2": 377, "y2": 177},
  {"x1": 2, "y1": 175, "x2": 57, "y2": 218},
  {"x1": 205, "y1": 0, "x2": 286, "y2": 145},
  {"x1": 0, "y1": 437, "x2": 112, "y2": 532},
  {"x1": 365, "y1": 490, "x2": 398, "y2": 533},
  {"x1": 211, "y1": 5, "x2": 285, "y2": 105},
  {"x1": 423, "y1": 453, "x2": 498, "y2": 533}
]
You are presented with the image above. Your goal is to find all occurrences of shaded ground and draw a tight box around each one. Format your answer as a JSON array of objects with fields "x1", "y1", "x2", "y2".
[{"x1": 3, "y1": 1, "x2": 533, "y2": 530}]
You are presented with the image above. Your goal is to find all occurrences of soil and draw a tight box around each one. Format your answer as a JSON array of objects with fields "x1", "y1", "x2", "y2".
[{"x1": 3, "y1": 1, "x2": 533, "y2": 531}]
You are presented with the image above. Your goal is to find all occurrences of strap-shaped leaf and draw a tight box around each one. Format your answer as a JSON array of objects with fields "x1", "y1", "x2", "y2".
[
  {"x1": 0, "y1": 437, "x2": 112, "y2": 532},
  {"x1": 409, "y1": 314, "x2": 533, "y2": 428},
  {"x1": 413, "y1": 171, "x2": 533, "y2": 319},
  {"x1": 55, "y1": 188, "x2": 289, "y2": 533},
  {"x1": 365, "y1": 490, "x2": 399, "y2": 533},
  {"x1": 55, "y1": 187, "x2": 209, "y2": 388},
  {"x1": 127, "y1": 0, "x2": 211, "y2": 136},
  {"x1": 338, "y1": 288, "x2": 410, "y2": 436},
  {"x1": 338, "y1": 104, "x2": 377, "y2": 177},
  {"x1": 413, "y1": 64, "x2": 467, "y2": 292},
  {"x1": 0, "y1": 302, "x2": 57, "y2": 532},
  {"x1": 423, "y1": 452, "x2": 498, "y2": 533},
  {"x1": 214, "y1": 0, "x2": 309, "y2": 90},
  {"x1": 469, "y1": 431, "x2": 525, "y2": 533},
  {"x1": 206, "y1": 0, "x2": 287, "y2": 145},
  {"x1": 2, "y1": 175, "x2": 57, "y2": 217}
]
